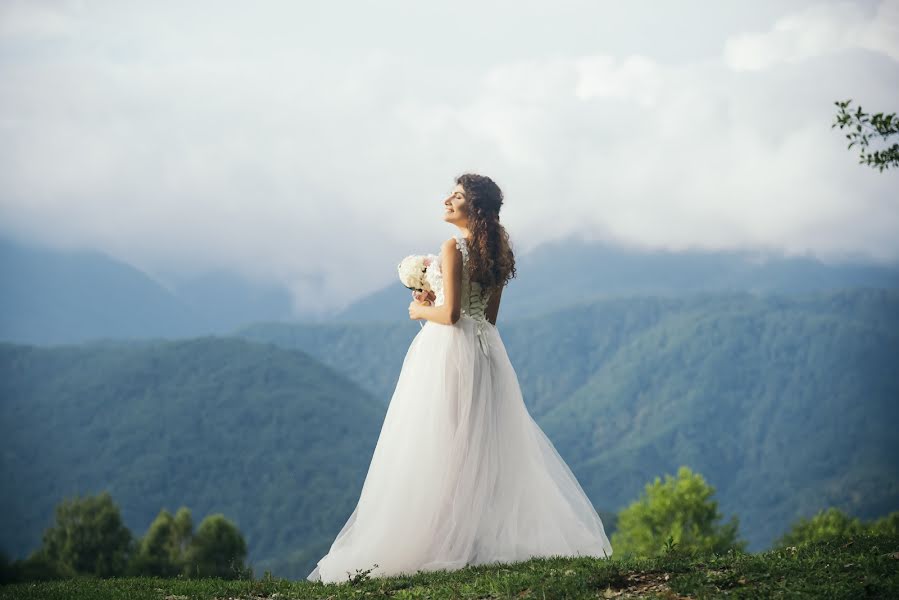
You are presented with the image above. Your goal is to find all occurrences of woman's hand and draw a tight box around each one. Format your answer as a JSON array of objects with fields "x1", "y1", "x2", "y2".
[
  {"x1": 410, "y1": 289, "x2": 436, "y2": 320},
  {"x1": 409, "y1": 299, "x2": 425, "y2": 320},
  {"x1": 411, "y1": 289, "x2": 436, "y2": 304}
]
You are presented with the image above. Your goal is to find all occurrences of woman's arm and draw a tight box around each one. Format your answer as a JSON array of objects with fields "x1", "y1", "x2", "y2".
[
  {"x1": 409, "y1": 238, "x2": 462, "y2": 325},
  {"x1": 485, "y1": 284, "x2": 503, "y2": 325}
]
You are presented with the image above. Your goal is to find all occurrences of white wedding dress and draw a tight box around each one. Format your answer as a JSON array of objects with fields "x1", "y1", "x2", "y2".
[{"x1": 307, "y1": 233, "x2": 612, "y2": 584}]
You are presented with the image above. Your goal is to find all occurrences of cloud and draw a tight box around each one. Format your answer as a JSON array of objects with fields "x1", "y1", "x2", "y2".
[
  {"x1": 0, "y1": 1, "x2": 897, "y2": 316},
  {"x1": 575, "y1": 54, "x2": 665, "y2": 108},
  {"x1": 0, "y1": 0, "x2": 82, "y2": 39},
  {"x1": 724, "y1": 0, "x2": 899, "y2": 71}
]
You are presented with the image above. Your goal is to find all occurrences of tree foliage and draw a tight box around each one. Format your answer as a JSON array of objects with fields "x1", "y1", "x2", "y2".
[
  {"x1": 183, "y1": 514, "x2": 250, "y2": 579},
  {"x1": 128, "y1": 507, "x2": 194, "y2": 577},
  {"x1": 832, "y1": 99, "x2": 899, "y2": 171},
  {"x1": 772, "y1": 507, "x2": 899, "y2": 549},
  {"x1": 610, "y1": 466, "x2": 747, "y2": 558},
  {"x1": 2, "y1": 491, "x2": 250, "y2": 583},
  {"x1": 39, "y1": 490, "x2": 133, "y2": 577}
]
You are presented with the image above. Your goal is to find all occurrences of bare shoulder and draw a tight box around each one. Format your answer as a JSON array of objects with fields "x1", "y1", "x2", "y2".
[{"x1": 442, "y1": 237, "x2": 460, "y2": 254}]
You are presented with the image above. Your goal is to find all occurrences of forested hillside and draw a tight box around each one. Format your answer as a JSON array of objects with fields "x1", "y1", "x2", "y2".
[
  {"x1": 0, "y1": 337, "x2": 385, "y2": 579},
  {"x1": 240, "y1": 287, "x2": 899, "y2": 554},
  {"x1": 537, "y1": 288, "x2": 899, "y2": 552},
  {"x1": 2, "y1": 288, "x2": 896, "y2": 579}
]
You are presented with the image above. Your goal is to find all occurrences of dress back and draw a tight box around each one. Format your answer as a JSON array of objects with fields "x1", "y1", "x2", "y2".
[{"x1": 453, "y1": 233, "x2": 492, "y2": 322}]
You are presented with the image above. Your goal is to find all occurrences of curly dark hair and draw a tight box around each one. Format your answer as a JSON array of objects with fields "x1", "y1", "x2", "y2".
[{"x1": 455, "y1": 173, "x2": 517, "y2": 292}]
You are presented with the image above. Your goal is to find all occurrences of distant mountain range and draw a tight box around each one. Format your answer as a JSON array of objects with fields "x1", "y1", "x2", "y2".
[
  {"x1": 335, "y1": 234, "x2": 899, "y2": 322},
  {"x1": 0, "y1": 236, "x2": 294, "y2": 345},
  {"x1": 3, "y1": 233, "x2": 897, "y2": 578},
  {"x1": 2, "y1": 234, "x2": 898, "y2": 345},
  {"x1": 3, "y1": 287, "x2": 895, "y2": 580}
]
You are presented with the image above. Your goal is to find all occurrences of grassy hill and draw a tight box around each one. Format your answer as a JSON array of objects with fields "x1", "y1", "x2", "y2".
[{"x1": 2, "y1": 532, "x2": 896, "y2": 598}]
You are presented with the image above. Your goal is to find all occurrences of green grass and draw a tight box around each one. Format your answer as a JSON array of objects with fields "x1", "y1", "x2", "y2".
[{"x1": 3, "y1": 533, "x2": 897, "y2": 599}]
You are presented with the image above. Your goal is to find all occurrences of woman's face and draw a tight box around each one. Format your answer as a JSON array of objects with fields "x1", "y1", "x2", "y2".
[{"x1": 443, "y1": 184, "x2": 468, "y2": 225}]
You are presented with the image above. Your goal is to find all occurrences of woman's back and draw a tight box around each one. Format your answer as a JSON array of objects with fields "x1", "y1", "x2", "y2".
[{"x1": 453, "y1": 233, "x2": 492, "y2": 323}]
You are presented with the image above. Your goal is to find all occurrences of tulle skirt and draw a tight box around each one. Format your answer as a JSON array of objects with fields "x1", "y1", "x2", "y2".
[{"x1": 307, "y1": 314, "x2": 612, "y2": 584}]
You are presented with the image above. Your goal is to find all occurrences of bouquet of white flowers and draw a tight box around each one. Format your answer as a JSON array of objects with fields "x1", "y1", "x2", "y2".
[
  {"x1": 398, "y1": 253, "x2": 443, "y2": 327},
  {"x1": 398, "y1": 253, "x2": 440, "y2": 302}
]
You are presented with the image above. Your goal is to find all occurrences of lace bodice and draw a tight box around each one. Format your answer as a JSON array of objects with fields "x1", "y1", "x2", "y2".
[
  {"x1": 432, "y1": 235, "x2": 492, "y2": 314},
  {"x1": 428, "y1": 234, "x2": 495, "y2": 356},
  {"x1": 452, "y1": 233, "x2": 492, "y2": 322}
]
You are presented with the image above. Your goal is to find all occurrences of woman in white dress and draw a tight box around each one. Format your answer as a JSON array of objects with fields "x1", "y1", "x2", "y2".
[{"x1": 307, "y1": 173, "x2": 612, "y2": 584}]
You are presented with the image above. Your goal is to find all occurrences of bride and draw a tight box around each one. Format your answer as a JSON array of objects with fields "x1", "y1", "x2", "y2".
[{"x1": 307, "y1": 173, "x2": 613, "y2": 584}]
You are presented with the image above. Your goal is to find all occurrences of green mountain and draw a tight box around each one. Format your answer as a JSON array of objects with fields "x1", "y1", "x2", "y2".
[
  {"x1": 2, "y1": 288, "x2": 896, "y2": 581},
  {"x1": 0, "y1": 336, "x2": 384, "y2": 580},
  {"x1": 6, "y1": 232, "x2": 896, "y2": 346},
  {"x1": 239, "y1": 288, "x2": 899, "y2": 554},
  {"x1": 537, "y1": 288, "x2": 899, "y2": 553},
  {"x1": 235, "y1": 319, "x2": 424, "y2": 408}
]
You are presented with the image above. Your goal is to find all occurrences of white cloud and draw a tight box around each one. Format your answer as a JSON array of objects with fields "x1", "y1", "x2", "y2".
[
  {"x1": 575, "y1": 54, "x2": 665, "y2": 108},
  {"x1": 0, "y1": 1, "x2": 897, "y2": 316},
  {"x1": 0, "y1": 0, "x2": 83, "y2": 39},
  {"x1": 724, "y1": 0, "x2": 899, "y2": 71}
]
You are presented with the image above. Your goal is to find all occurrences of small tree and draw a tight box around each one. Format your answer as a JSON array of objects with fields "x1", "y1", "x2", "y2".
[
  {"x1": 183, "y1": 514, "x2": 250, "y2": 579},
  {"x1": 611, "y1": 466, "x2": 747, "y2": 558},
  {"x1": 40, "y1": 490, "x2": 133, "y2": 577},
  {"x1": 868, "y1": 511, "x2": 899, "y2": 536},
  {"x1": 128, "y1": 507, "x2": 193, "y2": 576},
  {"x1": 832, "y1": 99, "x2": 899, "y2": 171}
]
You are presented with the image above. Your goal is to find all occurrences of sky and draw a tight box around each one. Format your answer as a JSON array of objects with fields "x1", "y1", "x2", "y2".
[{"x1": 1, "y1": 0, "x2": 897, "y2": 315}]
